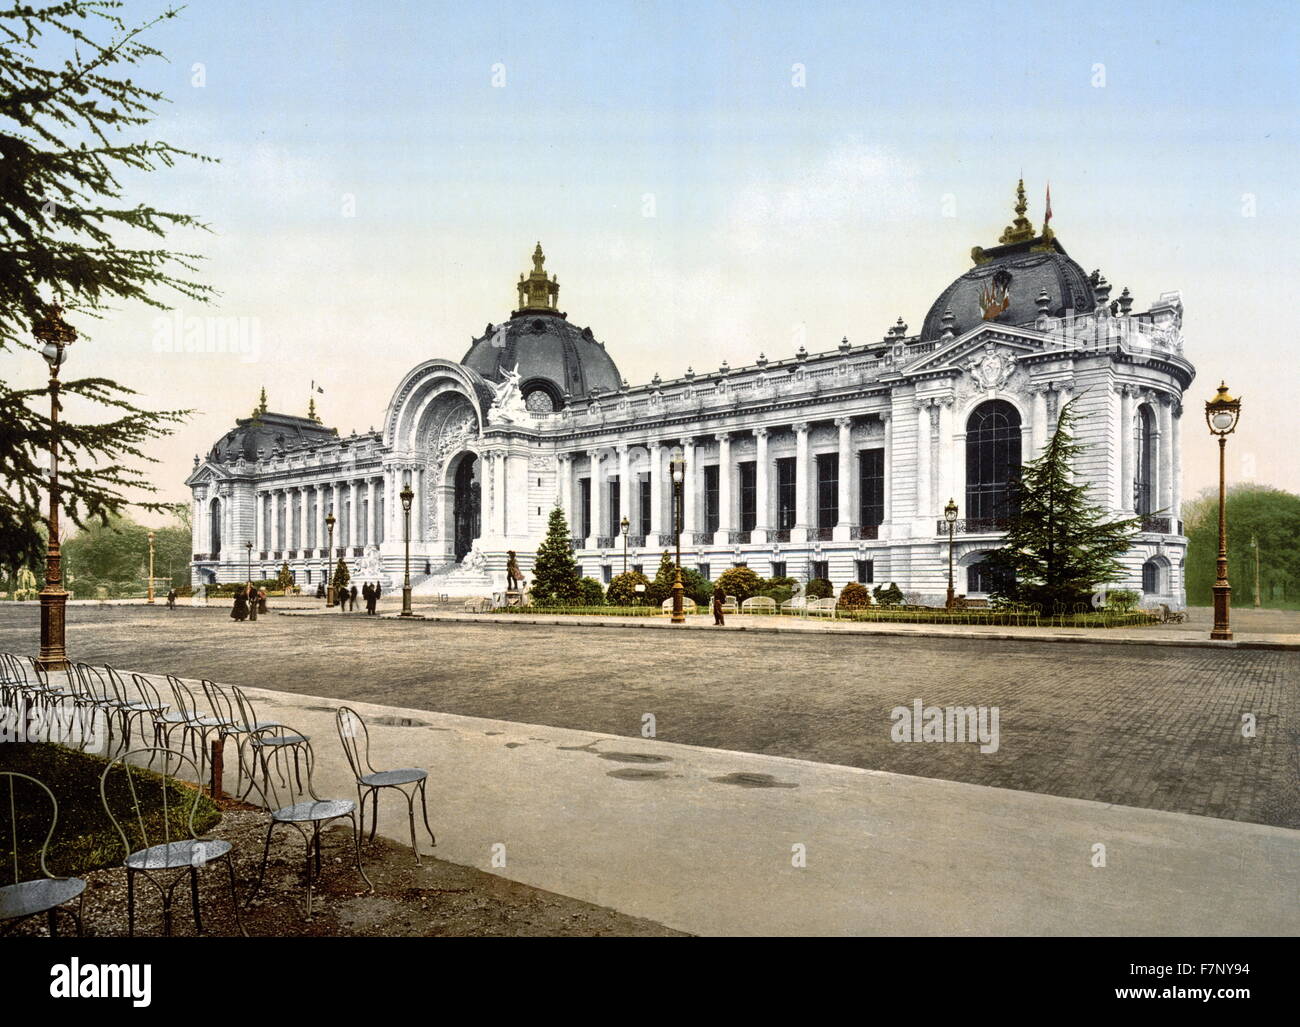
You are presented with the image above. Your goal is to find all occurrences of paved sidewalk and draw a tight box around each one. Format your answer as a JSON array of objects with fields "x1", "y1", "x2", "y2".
[
  {"x1": 351, "y1": 609, "x2": 1299, "y2": 650},
  {"x1": 104, "y1": 672, "x2": 1300, "y2": 936}
]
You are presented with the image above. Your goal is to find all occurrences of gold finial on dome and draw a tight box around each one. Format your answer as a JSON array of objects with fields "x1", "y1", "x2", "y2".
[
  {"x1": 516, "y1": 242, "x2": 560, "y2": 312},
  {"x1": 998, "y1": 178, "x2": 1036, "y2": 245}
]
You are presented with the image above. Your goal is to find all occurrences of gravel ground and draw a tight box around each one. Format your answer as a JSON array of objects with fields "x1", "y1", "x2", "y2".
[{"x1": 8, "y1": 796, "x2": 685, "y2": 938}]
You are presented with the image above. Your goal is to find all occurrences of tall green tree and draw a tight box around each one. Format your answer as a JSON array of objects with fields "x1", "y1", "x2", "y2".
[
  {"x1": 1, "y1": 2, "x2": 211, "y2": 574},
  {"x1": 1182, "y1": 484, "x2": 1299, "y2": 607},
  {"x1": 983, "y1": 396, "x2": 1141, "y2": 609},
  {"x1": 530, "y1": 506, "x2": 581, "y2": 606}
]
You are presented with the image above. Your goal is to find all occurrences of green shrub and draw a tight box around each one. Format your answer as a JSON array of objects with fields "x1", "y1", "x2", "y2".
[
  {"x1": 714, "y1": 566, "x2": 763, "y2": 602},
  {"x1": 805, "y1": 577, "x2": 834, "y2": 600},
  {"x1": 606, "y1": 570, "x2": 650, "y2": 605},
  {"x1": 1107, "y1": 588, "x2": 1140, "y2": 612},
  {"x1": 837, "y1": 582, "x2": 872, "y2": 609},
  {"x1": 873, "y1": 582, "x2": 904, "y2": 607},
  {"x1": 578, "y1": 577, "x2": 606, "y2": 606}
]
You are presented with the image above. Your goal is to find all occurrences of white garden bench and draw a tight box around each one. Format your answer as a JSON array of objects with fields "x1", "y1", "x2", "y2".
[{"x1": 740, "y1": 596, "x2": 777, "y2": 615}]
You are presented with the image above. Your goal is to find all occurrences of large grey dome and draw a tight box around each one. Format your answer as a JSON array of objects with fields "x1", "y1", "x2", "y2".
[
  {"x1": 459, "y1": 244, "x2": 621, "y2": 407},
  {"x1": 922, "y1": 181, "x2": 1097, "y2": 340},
  {"x1": 207, "y1": 411, "x2": 336, "y2": 464}
]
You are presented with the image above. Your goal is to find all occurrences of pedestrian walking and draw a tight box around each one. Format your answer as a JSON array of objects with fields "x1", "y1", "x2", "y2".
[
  {"x1": 712, "y1": 586, "x2": 725, "y2": 626},
  {"x1": 231, "y1": 589, "x2": 248, "y2": 622},
  {"x1": 350, "y1": 584, "x2": 358, "y2": 611},
  {"x1": 257, "y1": 587, "x2": 268, "y2": 615},
  {"x1": 166, "y1": 588, "x2": 176, "y2": 610}
]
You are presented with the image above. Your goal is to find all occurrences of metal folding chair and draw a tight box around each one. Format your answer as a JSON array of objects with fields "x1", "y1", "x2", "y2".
[
  {"x1": 100, "y1": 747, "x2": 244, "y2": 937},
  {"x1": 242, "y1": 724, "x2": 372, "y2": 919},
  {"x1": 336, "y1": 705, "x2": 436, "y2": 865},
  {"x1": 0, "y1": 772, "x2": 85, "y2": 937}
]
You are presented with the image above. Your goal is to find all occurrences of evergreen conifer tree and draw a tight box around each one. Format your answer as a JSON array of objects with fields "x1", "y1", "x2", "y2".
[
  {"x1": 983, "y1": 396, "x2": 1141, "y2": 609},
  {"x1": 530, "y1": 506, "x2": 582, "y2": 606}
]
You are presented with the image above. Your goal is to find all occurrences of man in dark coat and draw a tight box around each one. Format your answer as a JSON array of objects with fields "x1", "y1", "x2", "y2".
[
  {"x1": 350, "y1": 584, "x2": 359, "y2": 611},
  {"x1": 166, "y1": 588, "x2": 176, "y2": 610},
  {"x1": 712, "y1": 586, "x2": 726, "y2": 626}
]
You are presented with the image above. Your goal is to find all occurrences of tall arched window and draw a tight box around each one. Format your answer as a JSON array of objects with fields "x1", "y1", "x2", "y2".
[
  {"x1": 1141, "y1": 558, "x2": 1162, "y2": 594},
  {"x1": 209, "y1": 498, "x2": 222, "y2": 557},
  {"x1": 1134, "y1": 404, "x2": 1156, "y2": 515},
  {"x1": 965, "y1": 400, "x2": 1022, "y2": 525}
]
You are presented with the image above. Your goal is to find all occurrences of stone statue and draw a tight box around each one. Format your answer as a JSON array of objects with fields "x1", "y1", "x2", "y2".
[
  {"x1": 464, "y1": 543, "x2": 488, "y2": 573},
  {"x1": 506, "y1": 550, "x2": 523, "y2": 591},
  {"x1": 488, "y1": 364, "x2": 530, "y2": 424}
]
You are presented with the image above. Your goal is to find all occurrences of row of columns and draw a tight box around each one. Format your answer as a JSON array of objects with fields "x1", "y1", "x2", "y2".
[
  {"x1": 255, "y1": 478, "x2": 385, "y2": 553},
  {"x1": 561, "y1": 417, "x2": 891, "y2": 547}
]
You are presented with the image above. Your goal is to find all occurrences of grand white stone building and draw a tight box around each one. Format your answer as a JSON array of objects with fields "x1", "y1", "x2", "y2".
[{"x1": 187, "y1": 185, "x2": 1195, "y2": 605}]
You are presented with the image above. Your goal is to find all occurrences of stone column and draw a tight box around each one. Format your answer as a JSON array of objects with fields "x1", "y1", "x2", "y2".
[
  {"x1": 316, "y1": 484, "x2": 327, "y2": 554},
  {"x1": 753, "y1": 427, "x2": 770, "y2": 542},
  {"x1": 679, "y1": 438, "x2": 696, "y2": 537},
  {"x1": 557, "y1": 454, "x2": 571, "y2": 529},
  {"x1": 792, "y1": 422, "x2": 810, "y2": 542},
  {"x1": 881, "y1": 412, "x2": 893, "y2": 535},
  {"x1": 366, "y1": 479, "x2": 377, "y2": 545},
  {"x1": 936, "y1": 398, "x2": 954, "y2": 513},
  {"x1": 1031, "y1": 386, "x2": 1048, "y2": 460},
  {"x1": 617, "y1": 444, "x2": 631, "y2": 538},
  {"x1": 298, "y1": 486, "x2": 309, "y2": 553},
  {"x1": 1119, "y1": 385, "x2": 1136, "y2": 512},
  {"x1": 647, "y1": 442, "x2": 662, "y2": 545},
  {"x1": 915, "y1": 399, "x2": 932, "y2": 526},
  {"x1": 254, "y1": 492, "x2": 265, "y2": 552},
  {"x1": 586, "y1": 449, "x2": 601, "y2": 545},
  {"x1": 715, "y1": 432, "x2": 732, "y2": 544},
  {"x1": 834, "y1": 417, "x2": 853, "y2": 540},
  {"x1": 1157, "y1": 395, "x2": 1174, "y2": 516},
  {"x1": 1171, "y1": 402, "x2": 1182, "y2": 529},
  {"x1": 346, "y1": 480, "x2": 357, "y2": 549},
  {"x1": 269, "y1": 489, "x2": 280, "y2": 554}
]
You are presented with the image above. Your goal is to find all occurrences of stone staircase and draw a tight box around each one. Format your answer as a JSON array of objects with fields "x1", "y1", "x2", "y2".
[{"x1": 410, "y1": 559, "x2": 494, "y2": 597}]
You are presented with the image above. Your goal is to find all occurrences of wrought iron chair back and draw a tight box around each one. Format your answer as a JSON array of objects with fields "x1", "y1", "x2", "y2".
[
  {"x1": 3, "y1": 771, "x2": 59, "y2": 887},
  {"x1": 240, "y1": 724, "x2": 324, "y2": 813},
  {"x1": 201, "y1": 679, "x2": 239, "y2": 733},
  {"x1": 335, "y1": 706, "x2": 376, "y2": 780},
  {"x1": 100, "y1": 748, "x2": 204, "y2": 860},
  {"x1": 166, "y1": 676, "x2": 203, "y2": 722},
  {"x1": 0, "y1": 771, "x2": 85, "y2": 936}
]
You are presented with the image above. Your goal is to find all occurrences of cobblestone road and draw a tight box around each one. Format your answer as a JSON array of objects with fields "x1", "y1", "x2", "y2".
[{"x1": 2, "y1": 604, "x2": 1296, "y2": 828}]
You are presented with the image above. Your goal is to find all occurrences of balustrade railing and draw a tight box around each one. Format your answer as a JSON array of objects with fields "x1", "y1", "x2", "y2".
[{"x1": 935, "y1": 518, "x2": 1010, "y2": 535}]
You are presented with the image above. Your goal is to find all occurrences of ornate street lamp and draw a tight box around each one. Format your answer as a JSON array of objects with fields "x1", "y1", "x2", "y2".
[
  {"x1": 670, "y1": 447, "x2": 686, "y2": 624},
  {"x1": 325, "y1": 510, "x2": 336, "y2": 606},
  {"x1": 34, "y1": 304, "x2": 75, "y2": 672},
  {"x1": 245, "y1": 539, "x2": 257, "y2": 621},
  {"x1": 400, "y1": 471, "x2": 414, "y2": 617},
  {"x1": 944, "y1": 498, "x2": 959, "y2": 609},
  {"x1": 1205, "y1": 381, "x2": 1241, "y2": 640},
  {"x1": 620, "y1": 514, "x2": 630, "y2": 575},
  {"x1": 147, "y1": 530, "x2": 156, "y2": 604}
]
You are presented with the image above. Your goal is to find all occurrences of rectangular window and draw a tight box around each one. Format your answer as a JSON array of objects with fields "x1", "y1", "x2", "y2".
[
  {"x1": 704, "y1": 465, "x2": 720, "y2": 533},
  {"x1": 856, "y1": 559, "x2": 874, "y2": 584},
  {"x1": 859, "y1": 448, "x2": 885, "y2": 527},
  {"x1": 579, "y1": 478, "x2": 591, "y2": 538},
  {"x1": 632, "y1": 563, "x2": 643, "y2": 576},
  {"x1": 776, "y1": 457, "x2": 797, "y2": 529},
  {"x1": 602, "y1": 564, "x2": 612, "y2": 584},
  {"x1": 771, "y1": 560, "x2": 786, "y2": 579},
  {"x1": 738, "y1": 461, "x2": 757, "y2": 532},
  {"x1": 811, "y1": 559, "x2": 829, "y2": 581},
  {"x1": 698, "y1": 563, "x2": 711, "y2": 581},
  {"x1": 639, "y1": 477, "x2": 652, "y2": 535},
  {"x1": 608, "y1": 476, "x2": 620, "y2": 536},
  {"x1": 816, "y1": 453, "x2": 838, "y2": 530}
]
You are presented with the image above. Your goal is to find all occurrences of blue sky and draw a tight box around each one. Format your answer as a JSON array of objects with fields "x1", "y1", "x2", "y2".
[{"x1": 8, "y1": 0, "x2": 1298, "y2": 507}]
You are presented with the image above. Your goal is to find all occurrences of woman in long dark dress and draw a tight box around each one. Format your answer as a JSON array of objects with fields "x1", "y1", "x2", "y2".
[
  {"x1": 712, "y1": 586, "x2": 726, "y2": 626},
  {"x1": 231, "y1": 589, "x2": 248, "y2": 622}
]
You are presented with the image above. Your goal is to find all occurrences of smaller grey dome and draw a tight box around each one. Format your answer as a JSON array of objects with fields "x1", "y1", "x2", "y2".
[{"x1": 207, "y1": 412, "x2": 335, "y2": 464}]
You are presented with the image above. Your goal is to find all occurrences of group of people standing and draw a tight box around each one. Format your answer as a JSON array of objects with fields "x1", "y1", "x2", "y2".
[
  {"x1": 230, "y1": 583, "x2": 268, "y2": 622},
  {"x1": 313, "y1": 581, "x2": 383, "y2": 615}
]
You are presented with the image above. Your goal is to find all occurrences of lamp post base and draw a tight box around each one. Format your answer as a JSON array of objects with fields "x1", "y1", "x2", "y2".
[
  {"x1": 670, "y1": 571, "x2": 685, "y2": 624},
  {"x1": 945, "y1": 586, "x2": 955, "y2": 610},
  {"x1": 36, "y1": 586, "x2": 69, "y2": 672},
  {"x1": 1211, "y1": 582, "x2": 1232, "y2": 640},
  {"x1": 401, "y1": 586, "x2": 413, "y2": 617}
]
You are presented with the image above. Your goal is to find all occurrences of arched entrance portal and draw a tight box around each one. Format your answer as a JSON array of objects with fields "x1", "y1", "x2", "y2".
[{"x1": 453, "y1": 454, "x2": 481, "y2": 562}]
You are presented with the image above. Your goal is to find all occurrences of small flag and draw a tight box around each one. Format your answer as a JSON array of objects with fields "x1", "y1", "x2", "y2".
[{"x1": 311, "y1": 380, "x2": 325, "y2": 394}]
